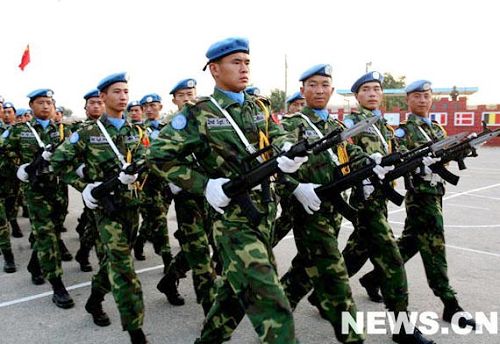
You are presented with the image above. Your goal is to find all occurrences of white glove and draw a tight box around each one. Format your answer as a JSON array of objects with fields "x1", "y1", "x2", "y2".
[
  {"x1": 277, "y1": 156, "x2": 308, "y2": 173},
  {"x1": 369, "y1": 152, "x2": 383, "y2": 165},
  {"x1": 76, "y1": 163, "x2": 86, "y2": 179},
  {"x1": 118, "y1": 163, "x2": 138, "y2": 185},
  {"x1": 362, "y1": 179, "x2": 375, "y2": 200},
  {"x1": 281, "y1": 142, "x2": 294, "y2": 152},
  {"x1": 82, "y1": 182, "x2": 102, "y2": 209},
  {"x1": 467, "y1": 132, "x2": 478, "y2": 139},
  {"x1": 292, "y1": 183, "x2": 321, "y2": 215},
  {"x1": 372, "y1": 164, "x2": 394, "y2": 180},
  {"x1": 204, "y1": 178, "x2": 231, "y2": 214},
  {"x1": 16, "y1": 163, "x2": 30, "y2": 183},
  {"x1": 422, "y1": 156, "x2": 440, "y2": 167},
  {"x1": 41, "y1": 150, "x2": 53, "y2": 161},
  {"x1": 168, "y1": 182, "x2": 182, "y2": 195}
]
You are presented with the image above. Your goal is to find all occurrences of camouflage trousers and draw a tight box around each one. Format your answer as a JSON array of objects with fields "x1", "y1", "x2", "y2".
[
  {"x1": 0, "y1": 197, "x2": 11, "y2": 250},
  {"x1": 280, "y1": 201, "x2": 364, "y2": 343},
  {"x1": 4, "y1": 179, "x2": 20, "y2": 221},
  {"x1": 77, "y1": 205, "x2": 103, "y2": 260},
  {"x1": 54, "y1": 182, "x2": 69, "y2": 231},
  {"x1": 195, "y1": 197, "x2": 297, "y2": 344},
  {"x1": 137, "y1": 179, "x2": 171, "y2": 256},
  {"x1": 362, "y1": 192, "x2": 456, "y2": 302},
  {"x1": 24, "y1": 184, "x2": 65, "y2": 280},
  {"x1": 168, "y1": 192, "x2": 216, "y2": 311},
  {"x1": 342, "y1": 196, "x2": 409, "y2": 311},
  {"x1": 91, "y1": 206, "x2": 144, "y2": 331}
]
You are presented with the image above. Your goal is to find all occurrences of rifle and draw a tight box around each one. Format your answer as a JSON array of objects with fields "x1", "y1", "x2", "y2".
[
  {"x1": 221, "y1": 116, "x2": 379, "y2": 226},
  {"x1": 90, "y1": 161, "x2": 146, "y2": 214},
  {"x1": 25, "y1": 140, "x2": 65, "y2": 185}
]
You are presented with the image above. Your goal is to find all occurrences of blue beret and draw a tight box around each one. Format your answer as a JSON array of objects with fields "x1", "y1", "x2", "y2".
[
  {"x1": 405, "y1": 80, "x2": 432, "y2": 94},
  {"x1": 140, "y1": 93, "x2": 162, "y2": 105},
  {"x1": 245, "y1": 86, "x2": 260, "y2": 96},
  {"x1": 299, "y1": 64, "x2": 333, "y2": 82},
  {"x1": 27, "y1": 88, "x2": 54, "y2": 100},
  {"x1": 203, "y1": 37, "x2": 249, "y2": 70},
  {"x1": 26, "y1": 108, "x2": 33, "y2": 115},
  {"x1": 97, "y1": 72, "x2": 129, "y2": 91},
  {"x1": 286, "y1": 91, "x2": 304, "y2": 104},
  {"x1": 127, "y1": 100, "x2": 141, "y2": 112},
  {"x1": 170, "y1": 78, "x2": 197, "y2": 95},
  {"x1": 351, "y1": 71, "x2": 384, "y2": 93},
  {"x1": 84, "y1": 88, "x2": 100, "y2": 100},
  {"x1": 16, "y1": 108, "x2": 26, "y2": 116},
  {"x1": 56, "y1": 106, "x2": 64, "y2": 113},
  {"x1": 3, "y1": 102, "x2": 15, "y2": 111}
]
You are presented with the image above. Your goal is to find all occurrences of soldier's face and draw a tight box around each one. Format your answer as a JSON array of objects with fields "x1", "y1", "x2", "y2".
[
  {"x1": 30, "y1": 97, "x2": 54, "y2": 120},
  {"x1": 53, "y1": 111, "x2": 63, "y2": 122},
  {"x1": 85, "y1": 97, "x2": 104, "y2": 120},
  {"x1": 128, "y1": 106, "x2": 143, "y2": 121},
  {"x1": 355, "y1": 81, "x2": 383, "y2": 111},
  {"x1": 143, "y1": 102, "x2": 162, "y2": 120},
  {"x1": 172, "y1": 88, "x2": 196, "y2": 110},
  {"x1": 211, "y1": 52, "x2": 250, "y2": 93},
  {"x1": 406, "y1": 90, "x2": 432, "y2": 117},
  {"x1": 4, "y1": 108, "x2": 15, "y2": 124},
  {"x1": 0, "y1": 104, "x2": 4, "y2": 120},
  {"x1": 288, "y1": 99, "x2": 306, "y2": 113},
  {"x1": 301, "y1": 75, "x2": 333, "y2": 109},
  {"x1": 101, "y1": 82, "x2": 129, "y2": 116}
]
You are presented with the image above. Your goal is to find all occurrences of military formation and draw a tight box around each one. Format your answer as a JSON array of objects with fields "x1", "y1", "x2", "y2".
[{"x1": 0, "y1": 36, "x2": 495, "y2": 344}]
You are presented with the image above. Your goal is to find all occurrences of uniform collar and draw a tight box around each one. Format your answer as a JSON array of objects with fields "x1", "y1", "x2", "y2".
[
  {"x1": 213, "y1": 87, "x2": 246, "y2": 108},
  {"x1": 34, "y1": 118, "x2": 51, "y2": 129},
  {"x1": 301, "y1": 106, "x2": 325, "y2": 123},
  {"x1": 101, "y1": 113, "x2": 127, "y2": 130},
  {"x1": 409, "y1": 113, "x2": 432, "y2": 126}
]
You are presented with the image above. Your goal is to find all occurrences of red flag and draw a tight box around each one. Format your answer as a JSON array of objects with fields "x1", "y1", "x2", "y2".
[{"x1": 19, "y1": 45, "x2": 31, "y2": 71}]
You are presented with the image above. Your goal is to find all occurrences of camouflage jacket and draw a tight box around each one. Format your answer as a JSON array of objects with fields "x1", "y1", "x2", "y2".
[
  {"x1": 396, "y1": 113, "x2": 447, "y2": 195},
  {"x1": 281, "y1": 107, "x2": 367, "y2": 185},
  {"x1": 147, "y1": 88, "x2": 293, "y2": 196},
  {"x1": 51, "y1": 114, "x2": 147, "y2": 205}
]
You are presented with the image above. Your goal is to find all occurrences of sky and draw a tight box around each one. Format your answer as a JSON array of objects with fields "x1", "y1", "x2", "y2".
[{"x1": 1, "y1": 0, "x2": 498, "y2": 119}]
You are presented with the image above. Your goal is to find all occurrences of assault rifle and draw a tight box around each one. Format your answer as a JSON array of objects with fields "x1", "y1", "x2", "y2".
[
  {"x1": 25, "y1": 140, "x2": 65, "y2": 185},
  {"x1": 90, "y1": 161, "x2": 146, "y2": 214},
  {"x1": 221, "y1": 116, "x2": 379, "y2": 226}
]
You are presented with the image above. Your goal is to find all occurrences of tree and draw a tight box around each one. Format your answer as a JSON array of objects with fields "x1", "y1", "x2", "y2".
[
  {"x1": 269, "y1": 88, "x2": 286, "y2": 113},
  {"x1": 382, "y1": 73, "x2": 407, "y2": 111},
  {"x1": 62, "y1": 107, "x2": 73, "y2": 117}
]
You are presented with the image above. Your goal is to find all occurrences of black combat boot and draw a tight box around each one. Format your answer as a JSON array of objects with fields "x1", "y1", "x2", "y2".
[
  {"x1": 128, "y1": 328, "x2": 148, "y2": 344},
  {"x1": 10, "y1": 220, "x2": 23, "y2": 238},
  {"x1": 22, "y1": 205, "x2": 29, "y2": 218},
  {"x1": 27, "y1": 251, "x2": 45, "y2": 285},
  {"x1": 134, "y1": 236, "x2": 146, "y2": 261},
  {"x1": 2, "y1": 249, "x2": 16, "y2": 273},
  {"x1": 359, "y1": 273, "x2": 383, "y2": 303},
  {"x1": 443, "y1": 297, "x2": 477, "y2": 329},
  {"x1": 75, "y1": 246, "x2": 93, "y2": 272},
  {"x1": 58, "y1": 239, "x2": 73, "y2": 261},
  {"x1": 85, "y1": 290, "x2": 111, "y2": 326},
  {"x1": 157, "y1": 269, "x2": 185, "y2": 306},
  {"x1": 161, "y1": 252, "x2": 172, "y2": 274},
  {"x1": 49, "y1": 277, "x2": 75, "y2": 309},
  {"x1": 392, "y1": 314, "x2": 435, "y2": 344}
]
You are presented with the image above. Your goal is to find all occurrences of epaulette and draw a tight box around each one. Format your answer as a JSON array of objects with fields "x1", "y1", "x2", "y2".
[
  {"x1": 334, "y1": 118, "x2": 347, "y2": 129},
  {"x1": 253, "y1": 95, "x2": 271, "y2": 107},
  {"x1": 194, "y1": 96, "x2": 210, "y2": 105},
  {"x1": 431, "y1": 120, "x2": 447, "y2": 136}
]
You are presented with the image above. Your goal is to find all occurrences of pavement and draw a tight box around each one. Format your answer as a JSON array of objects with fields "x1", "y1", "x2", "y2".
[{"x1": 1, "y1": 147, "x2": 499, "y2": 344}]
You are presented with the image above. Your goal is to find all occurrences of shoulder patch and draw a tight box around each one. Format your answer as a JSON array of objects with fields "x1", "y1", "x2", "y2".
[
  {"x1": 150, "y1": 129, "x2": 160, "y2": 140},
  {"x1": 171, "y1": 114, "x2": 187, "y2": 130},
  {"x1": 343, "y1": 118, "x2": 354, "y2": 129},
  {"x1": 69, "y1": 131, "x2": 80, "y2": 144},
  {"x1": 1, "y1": 129, "x2": 10, "y2": 138},
  {"x1": 394, "y1": 128, "x2": 406, "y2": 138}
]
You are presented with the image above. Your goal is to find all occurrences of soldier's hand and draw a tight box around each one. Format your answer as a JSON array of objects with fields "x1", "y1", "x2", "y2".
[
  {"x1": 422, "y1": 156, "x2": 440, "y2": 167},
  {"x1": 168, "y1": 182, "x2": 182, "y2": 195},
  {"x1": 292, "y1": 183, "x2": 321, "y2": 215},
  {"x1": 76, "y1": 163, "x2": 86, "y2": 179},
  {"x1": 41, "y1": 150, "x2": 53, "y2": 161},
  {"x1": 362, "y1": 179, "x2": 375, "y2": 200},
  {"x1": 370, "y1": 153, "x2": 394, "y2": 180},
  {"x1": 82, "y1": 182, "x2": 101, "y2": 209},
  {"x1": 277, "y1": 156, "x2": 308, "y2": 173},
  {"x1": 16, "y1": 163, "x2": 30, "y2": 183},
  {"x1": 204, "y1": 178, "x2": 231, "y2": 214}
]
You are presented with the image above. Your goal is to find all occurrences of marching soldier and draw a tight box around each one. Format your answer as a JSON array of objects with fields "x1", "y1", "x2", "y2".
[
  {"x1": 127, "y1": 100, "x2": 144, "y2": 125},
  {"x1": 2, "y1": 89, "x2": 74, "y2": 307},
  {"x1": 359, "y1": 80, "x2": 477, "y2": 329},
  {"x1": 147, "y1": 37, "x2": 304, "y2": 343},
  {"x1": 51, "y1": 73, "x2": 148, "y2": 343}
]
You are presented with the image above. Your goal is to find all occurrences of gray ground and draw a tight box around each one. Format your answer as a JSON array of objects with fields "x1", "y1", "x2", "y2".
[{"x1": 1, "y1": 147, "x2": 499, "y2": 344}]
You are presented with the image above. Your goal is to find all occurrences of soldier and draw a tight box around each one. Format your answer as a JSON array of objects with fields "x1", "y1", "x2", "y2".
[
  {"x1": 155, "y1": 78, "x2": 218, "y2": 314},
  {"x1": 127, "y1": 100, "x2": 144, "y2": 125},
  {"x1": 277, "y1": 64, "x2": 368, "y2": 343},
  {"x1": 2, "y1": 89, "x2": 74, "y2": 307},
  {"x1": 359, "y1": 80, "x2": 477, "y2": 329},
  {"x1": 341, "y1": 72, "x2": 435, "y2": 344},
  {"x1": 147, "y1": 37, "x2": 304, "y2": 343},
  {"x1": 74, "y1": 89, "x2": 105, "y2": 272},
  {"x1": 244, "y1": 85, "x2": 260, "y2": 96},
  {"x1": 51, "y1": 73, "x2": 148, "y2": 343},
  {"x1": 286, "y1": 91, "x2": 306, "y2": 114}
]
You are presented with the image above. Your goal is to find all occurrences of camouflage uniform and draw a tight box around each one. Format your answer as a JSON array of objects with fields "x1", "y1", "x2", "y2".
[
  {"x1": 0, "y1": 124, "x2": 14, "y2": 252},
  {"x1": 2, "y1": 119, "x2": 67, "y2": 280},
  {"x1": 147, "y1": 89, "x2": 297, "y2": 343},
  {"x1": 51, "y1": 114, "x2": 145, "y2": 331},
  {"x1": 53, "y1": 122, "x2": 71, "y2": 233},
  {"x1": 341, "y1": 108, "x2": 409, "y2": 311},
  {"x1": 361, "y1": 114, "x2": 456, "y2": 302},
  {"x1": 278, "y1": 107, "x2": 365, "y2": 343}
]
